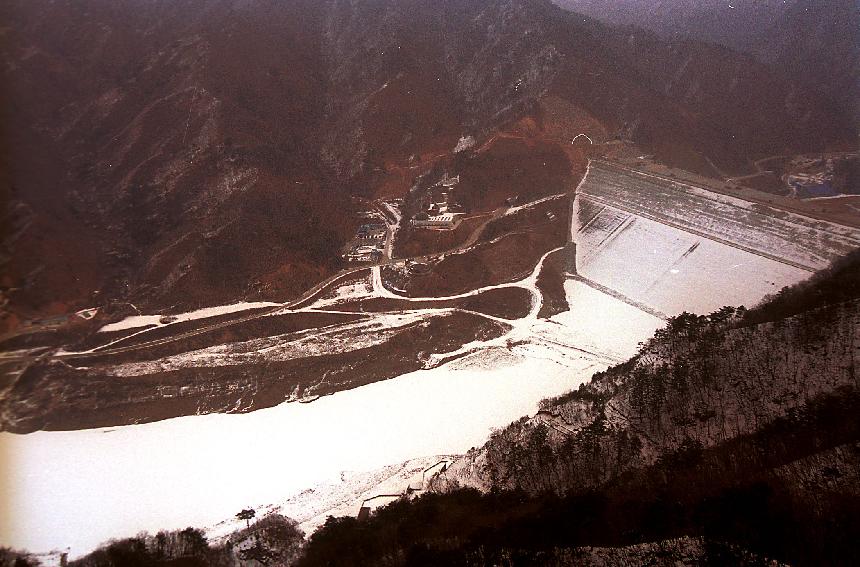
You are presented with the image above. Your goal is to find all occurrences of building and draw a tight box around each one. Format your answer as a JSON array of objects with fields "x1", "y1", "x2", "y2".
[
  {"x1": 345, "y1": 243, "x2": 383, "y2": 263},
  {"x1": 439, "y1": 173, "x2": 460, "y2": 187},
  {"x1": 357, "y1": 494, "x2": 403, "y2": 520},
  {"x1": 411, "y1": 213, "x2": 462, "y2": 228},
  {"x1": 356, "y1": 223, "x2": 387, "y2": 240}
]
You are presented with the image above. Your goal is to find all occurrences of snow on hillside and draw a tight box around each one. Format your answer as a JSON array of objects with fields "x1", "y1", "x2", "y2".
[{"x1": 206, "y1": 455, "x2": 457, "y2": 542}]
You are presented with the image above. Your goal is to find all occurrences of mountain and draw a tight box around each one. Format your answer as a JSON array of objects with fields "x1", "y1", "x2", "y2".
[
  {"x1": 551, "y1": 0, "x2": 800, "y2": 49},
  {"x1": 293, "y1": 251, "x2": 860, "y2": 566},
  {"x1": 0, "y1": 0, "x2": 351, "y2": 325},
  {"x1": 1, "y1": 0, "x2": 853, "y2": 332},
  {"x1": 2, "y1": 0, "x2": 855, "y2": 435},
  {"x1": 751, "y1": 0, "x2": 860, "y2": 125},
  {"x1": 2, "y1": 2, "x2": 857, "y2": 559},
  {"x1": 553, "y1": 0, "x2": 860, "y2": 125}
]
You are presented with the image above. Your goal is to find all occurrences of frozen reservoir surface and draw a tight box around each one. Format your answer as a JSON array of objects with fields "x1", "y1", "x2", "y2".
[
  {"x1": 0, "y1": 340, "x2": 615, "y2": 556},
  {"x1": 0, "y1": 258, "x2": 665, "y2": 557}
]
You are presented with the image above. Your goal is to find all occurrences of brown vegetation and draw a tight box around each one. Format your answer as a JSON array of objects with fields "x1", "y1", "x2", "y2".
[
  {"x1": 76, "y1": 307, "x2": 277, "y2": 352},
  {"x1": 390, "y1": 232, "x2": 563, "y2": 299},
  {"x1": 456, "y1": 137, "x2": 573, "y2": 212},
  {"x1": 738, "y1": 173, "x2": 789, "y2": 196},
  {"x1": 2, "y1": 0, "x2": 852, "y2": 331},
  {"x1": 535, "y1": 247, "x2": 570, "y2": 318},
  {"x1": 71, "y1": 311, "x2": 364, "y2": 366}
]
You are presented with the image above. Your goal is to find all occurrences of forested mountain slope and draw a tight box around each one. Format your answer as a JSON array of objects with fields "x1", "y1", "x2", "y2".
[
  {"x1": 297, "y1": 252, "x2": 860, "y2": 566},
  {"x1": 554, "y1": 0, "x2": 860, "y2": 125}
]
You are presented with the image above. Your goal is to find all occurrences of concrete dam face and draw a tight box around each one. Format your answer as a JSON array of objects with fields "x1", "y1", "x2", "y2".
[{"x1": 566, "y1": 162, "x2": 860, "y2": 318}]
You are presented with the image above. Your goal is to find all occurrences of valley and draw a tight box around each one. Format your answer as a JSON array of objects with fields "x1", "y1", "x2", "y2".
[
  {"x1": 1, "y1": 1, "x2": 858, "y2": 564},
  {"x1": 2, "y1": 156, "x2": 857, "y2": 559}
]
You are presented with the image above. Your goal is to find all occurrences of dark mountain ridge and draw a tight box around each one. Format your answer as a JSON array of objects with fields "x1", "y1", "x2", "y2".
[
  {"x1": 552, "y1": 0, "x2": 800, "y2": 49},
  {"x1": 752, "y1": 0, "x2": 860, "y2": 126},
  {"x1": 554, "y1": 0, "x2": 860, "y2": 125}
]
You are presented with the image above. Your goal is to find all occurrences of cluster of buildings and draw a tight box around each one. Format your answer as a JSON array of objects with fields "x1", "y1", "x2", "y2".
[
  {"x1": 410, "y1": 173, "x2": 464, "y2": 229},
  {"x1": 787, "y1": 158, "x2": 838, "y2": 198},
  {"x1": 344, "y1": 222, "x2": 387, "y2": 263}
]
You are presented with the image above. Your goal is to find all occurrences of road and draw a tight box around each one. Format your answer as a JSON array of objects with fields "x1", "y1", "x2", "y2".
[
  {"x1": 1, "y1": 265, "x2": 373, "y2": 364},
  {"x1": 372, "y1": 200, "x2": 401, "y2": 261},
  {"x1": 4, "y1": 160, "x2": 592, "y2": 366},
  {"x1": 1, "y1": 191, "x2": 563, "y2": 364},
  {"x1": 4, "y1": 152, "x2": 839, "y2": 366}
]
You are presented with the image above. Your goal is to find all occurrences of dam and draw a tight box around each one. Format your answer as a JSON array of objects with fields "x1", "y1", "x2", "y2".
[{"x1": 566, "y1": 161, "x2": 860, "y2": 317}]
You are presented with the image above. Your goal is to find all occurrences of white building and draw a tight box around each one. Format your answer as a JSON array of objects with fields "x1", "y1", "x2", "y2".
[{"x1": 411, "y1": 213, "x2": 462, "y2": 228}]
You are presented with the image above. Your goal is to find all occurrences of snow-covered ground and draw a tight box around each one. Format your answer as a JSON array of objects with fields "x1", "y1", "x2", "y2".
[
  {"x1": 106, "y1": 311, "x2": 444, "y2": 377},
  {"x1": 0, "y1": 346, "x2": 608, "y2": 557},
  {"x1": 505, "y1": 192, "x2": 566, "y2": 215},
  {"x1": 0, "y1": 240, "x2": 660, "y2": 558},
  {"x1": 98, "y1": 302, "x2": 282, "y2": 333},
  {"x1": 547, "y1": 280, "x2": 665, "y2": 362},
  {"x1": 582, "y1": 162, "x2": 860, "y2": 271},
  {"x1": 206, "y1": 455, "x2": 456, "y2": 541},
  {"x1": 3, "y1": 161, "x2": 850, "y2": 558},
  {"x1": 306, "y1": 277, "x2": 374, "y2": 308}
]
